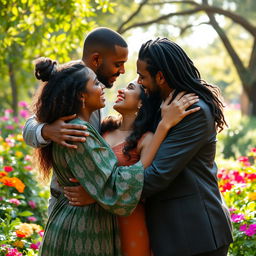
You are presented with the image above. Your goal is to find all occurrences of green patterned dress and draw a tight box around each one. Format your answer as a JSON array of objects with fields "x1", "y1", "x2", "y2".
[{"x1": 39, "y1": 119, "x2": 144, "y2": 256}]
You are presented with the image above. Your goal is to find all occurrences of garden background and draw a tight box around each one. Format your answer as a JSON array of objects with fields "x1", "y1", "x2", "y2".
[{"x1": 0, "y1": 0, "x2": 255, "y2": 255}]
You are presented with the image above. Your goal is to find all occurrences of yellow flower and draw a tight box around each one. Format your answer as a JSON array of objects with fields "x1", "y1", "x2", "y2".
[
  {"x1": 16, "y1": 134, "x2": 24, "y2": 142},
  {"x1": 16, "y1": 223, "x2": 34, "y2": 237},
  {"x1": 248, "y1": 192, "x2": 256, "y2": 201},
  {"x1": 13, "y1": 240, "x2": 24, "y2": 248},
  {"x1": 15, "y1": 151, "x2": 23, "y2": 158},
  {"x1": 30, "y1": 223, "x2": 42, "y2": 232}
]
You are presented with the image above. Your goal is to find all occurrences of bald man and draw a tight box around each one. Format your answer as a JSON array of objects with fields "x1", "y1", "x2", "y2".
[{"x1": 23, "y1": 27, "x2": 128, "y2": 214}]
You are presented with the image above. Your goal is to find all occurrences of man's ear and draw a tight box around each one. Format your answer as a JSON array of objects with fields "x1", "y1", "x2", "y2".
[
  {"x1": 90, "y1": 52, "x2": 103, "y2": 69},
  {"x1": 156, "y1": 71, "x2": 166, "y2": 87}
]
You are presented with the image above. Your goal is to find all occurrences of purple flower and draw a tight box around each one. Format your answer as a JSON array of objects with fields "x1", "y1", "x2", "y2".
[{"x1": 231, "y1": 213, "x2": 245, "y2": 223}]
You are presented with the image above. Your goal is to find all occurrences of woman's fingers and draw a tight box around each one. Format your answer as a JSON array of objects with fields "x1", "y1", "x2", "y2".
[
  {"x1": 184, "y1": 107, "x2": 201, "y2": 116},
  {"x1": 175, "y1": 91, "x2": 187, "y2": 101}
]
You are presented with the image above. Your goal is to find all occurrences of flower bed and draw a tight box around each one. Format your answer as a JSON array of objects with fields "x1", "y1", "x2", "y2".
[
  {"x1": 218, "y1": 149, "x2": 256, "y2": 255},
  {"x1": 0, "y1": 103, "x2": 49, "y2": 256}
]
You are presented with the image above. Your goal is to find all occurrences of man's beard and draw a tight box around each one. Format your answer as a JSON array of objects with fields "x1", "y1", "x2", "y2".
[{"x1": 96, "y1": 64, "x2": 120, "y2": 89}]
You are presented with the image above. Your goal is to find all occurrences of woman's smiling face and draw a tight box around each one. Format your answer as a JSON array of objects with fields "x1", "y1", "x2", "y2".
[{"x1": 113, "y1": 81, "x2": 142, "y2": 115}]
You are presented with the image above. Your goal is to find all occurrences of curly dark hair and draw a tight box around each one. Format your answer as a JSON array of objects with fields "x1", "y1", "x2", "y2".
[
  {"x1": 101, "y1": 83, "x2": 161, "y2": 159},
  {"x1": 138, "y1": 38, "x2": 227, "y2": 132},
  {"x1": 32, "y1": 57, "x2": 90, "y2": 180}
]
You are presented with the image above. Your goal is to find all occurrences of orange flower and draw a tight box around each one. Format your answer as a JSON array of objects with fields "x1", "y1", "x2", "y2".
[
  {"x1": 0, "y1": 176, "x2": 25, "y2": 193},
  {"x1": 16, "y1": 230, "x2": 26, "y2": 238},
  {"x1": 0, "y1": 171, "x2": 7, "y2": 177}
]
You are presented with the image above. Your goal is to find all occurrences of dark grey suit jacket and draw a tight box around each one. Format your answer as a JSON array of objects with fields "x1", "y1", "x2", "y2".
[{"x1": 142, "y1": 99, "x2": 233, "y2": 256}]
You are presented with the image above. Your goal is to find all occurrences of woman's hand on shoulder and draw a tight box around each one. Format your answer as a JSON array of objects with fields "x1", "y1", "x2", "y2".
[{"x1": 160, "y1": 91, "x2": 200, "y2": 130}]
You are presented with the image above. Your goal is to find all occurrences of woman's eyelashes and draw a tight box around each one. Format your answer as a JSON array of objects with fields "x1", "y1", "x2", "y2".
[{"x1": 127, "y1": 84, "x2": 134, "y2": 90}]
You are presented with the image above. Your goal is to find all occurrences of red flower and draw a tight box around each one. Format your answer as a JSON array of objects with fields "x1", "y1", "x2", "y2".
[
  {"x1": 247, "y1": 173, "x2": 256, "y2": 181},
  {"x1": 16, "y1": 230, "x2": 26, "y2": 238},
  {"x1": 3, "y1": 166, "x2": 13, "y2": 172}
]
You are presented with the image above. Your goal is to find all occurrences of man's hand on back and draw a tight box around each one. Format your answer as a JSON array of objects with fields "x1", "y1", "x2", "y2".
[{"x1": 42, "y1": 114, "x2": 89, "y2": 149}]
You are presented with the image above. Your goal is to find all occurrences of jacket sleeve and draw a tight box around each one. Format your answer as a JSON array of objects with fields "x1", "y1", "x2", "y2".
[
  {"x1": 141, "y1": 106, "x2": 210, "y2": 198},
  {"x1": 22, "y1": 116, "x2": 50, "y2": 148}
]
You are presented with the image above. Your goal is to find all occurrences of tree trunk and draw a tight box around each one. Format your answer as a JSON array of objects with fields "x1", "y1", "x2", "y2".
[
  {"x1": 240, "y1": 89, "x2": 250, "y2": 116},
  {"x1": 8, "y1": 62, "x2": 18, "y2": 115},
  {"x1": 249, "y1": 82, "x2": 256, "y2": 117}
]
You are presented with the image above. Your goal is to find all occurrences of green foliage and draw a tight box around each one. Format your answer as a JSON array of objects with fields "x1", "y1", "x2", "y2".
[
  {"x1": 217, "y1": 109, "x2": 256, "y2": 159},
  {"x1": 0, "y1": 0, "x2": 114, "y2": 111}
]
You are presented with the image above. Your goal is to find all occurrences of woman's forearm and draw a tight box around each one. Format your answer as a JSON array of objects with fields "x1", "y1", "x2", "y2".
[{"x1": 140, "y1": 121, "x2": 170, "y2": 168}]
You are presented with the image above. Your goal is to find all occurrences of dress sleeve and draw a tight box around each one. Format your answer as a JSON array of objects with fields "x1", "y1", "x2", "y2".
[{"x1": 64, "y1": 124, "x2": 144, "y2": 216}]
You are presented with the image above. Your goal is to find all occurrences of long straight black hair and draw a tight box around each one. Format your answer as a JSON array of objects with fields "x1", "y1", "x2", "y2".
[{"x1": 138, "y1": 38, "x2": 227, "y2": 132}]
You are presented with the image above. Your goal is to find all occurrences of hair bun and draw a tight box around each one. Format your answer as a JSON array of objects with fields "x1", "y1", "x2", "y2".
[{"x1": 34, "y1": 57, "x2": 57, "y2": 82}]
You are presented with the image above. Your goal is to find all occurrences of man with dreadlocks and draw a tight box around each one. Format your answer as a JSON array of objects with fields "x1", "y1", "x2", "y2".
[{"x1": 136, "y1": 38, "x2": 233, "y2": 256}]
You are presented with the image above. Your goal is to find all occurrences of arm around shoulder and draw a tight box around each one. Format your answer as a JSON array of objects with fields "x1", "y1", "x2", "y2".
[{"x1": 22, "y1": 116, "x2": 50, "y2": 148}]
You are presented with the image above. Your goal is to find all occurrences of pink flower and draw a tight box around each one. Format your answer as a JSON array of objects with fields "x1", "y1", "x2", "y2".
[
  {"x1": 245, "y1": 228, "x2": 256, "y2": 237},
  {"x1": 4, "y1": 166, "x2": 13, "y2": 172},
  {"x1": 39, "y1": 230, "x2": 44, "y2": 237},
  {"x1": 239, "y1": 224, "x2": 247, "y2": 232},
  {"x1": 6, "y1": 125, "x2": 14, "y2": 130},
  {"x1": 0, "y1": 197, "x2": 3, "y2": 201},
  {"x1": 25, "y1": 155, "x2": 32, "y2": 161},
  {"x1": 229, "y1": 208, "x2": 237, "y2": 212},
  {"x1": 27, "y1": 216, "x2": 37, "y2": 222},
  {"x1": 30, "y1": 242, "x2": 41, "y2": 250},
  {"x1": 6, "y1": 248, "x2": 22, "y2": 256},
  {"x1": 19, "y1": 110, "x2": 30, "y2": 119},
  {"x1": 251, "y1": 148, "x2": 256, "y2": 153},
  {"x1": 13, "y1": 117, "x2": 19, "y2": 123},
  {"x1": 5, "y1": 138, "x2": 15, "y2": 147},
  {"x1": 18, "y1": 101, "x2": 29, "y2": 108},
  {"x1": 1, "y1": 116, "x2": 9, "y2": 121},
  {"x1": 28, "y1": 200, "x2": 36, "y2": 209},
  {"x1": 238, "y1": 156, "x2": 249, "y2": 162},
  {"x1": 9, "y1": 198, "x2": 21, "y2": 206},
  {"x1": 231, "y1": 213, "x2": 245, "y2": 223},
  {"x1": 24, "y1": 165, "x2": 32, "y2": 171},
  {"x1": 5, "y1": 109, "x2": 13, "y2": 114}
]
